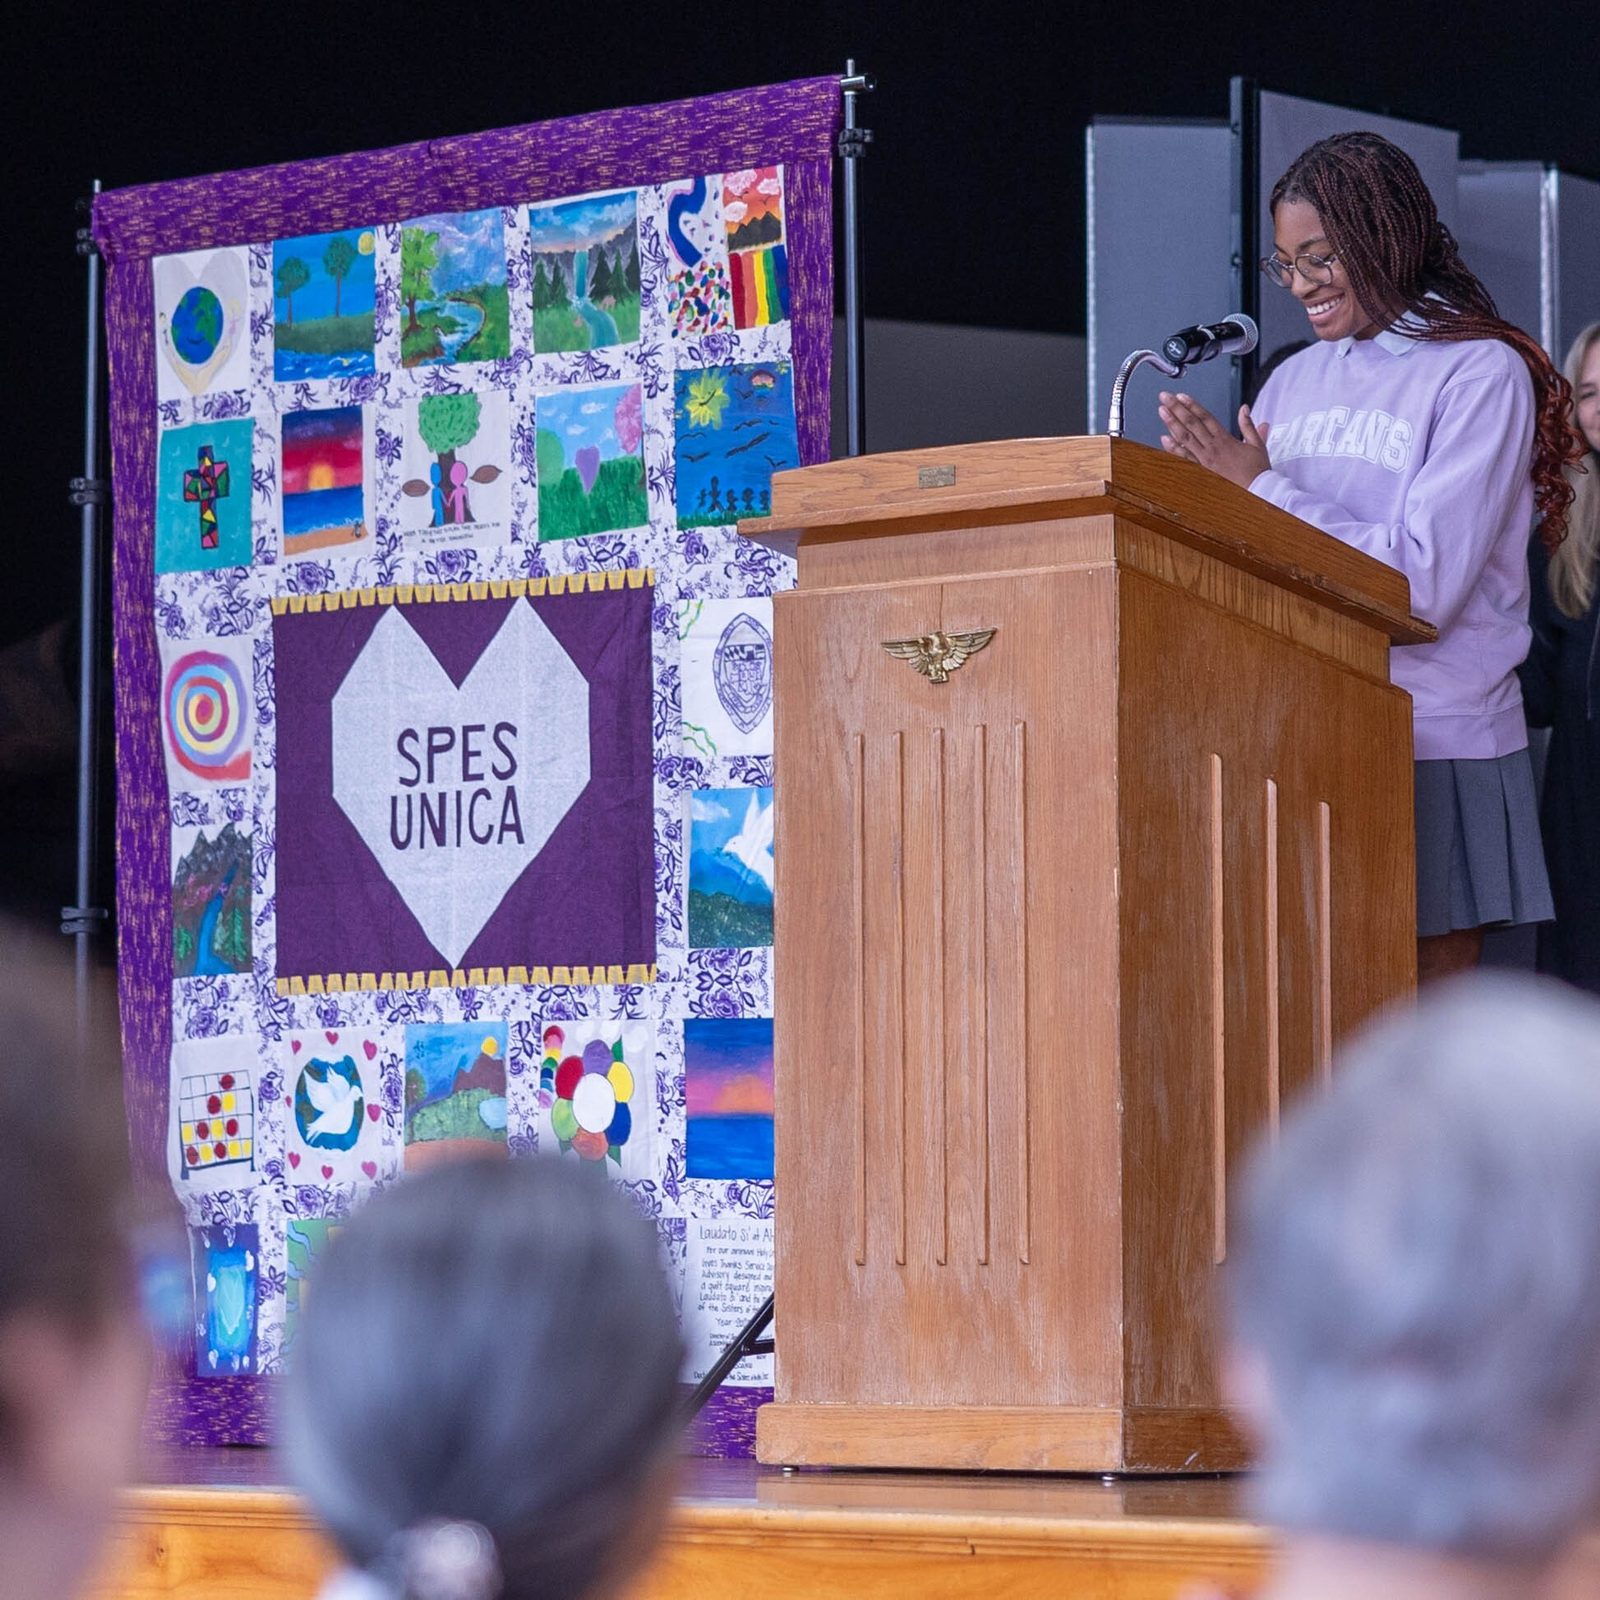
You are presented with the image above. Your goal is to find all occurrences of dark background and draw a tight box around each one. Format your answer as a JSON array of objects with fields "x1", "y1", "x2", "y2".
[{"x1": 6, "y1": 0, "x2": 1596, "y2": 936}]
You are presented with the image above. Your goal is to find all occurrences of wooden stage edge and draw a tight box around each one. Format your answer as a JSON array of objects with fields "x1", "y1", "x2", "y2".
[
  {"x1": 96, "y1": 1451, "x2": 1268, "y2": 1600},
  {"x1": 88, "y1": 1450, "x2": 1600, "y2": 1600}
]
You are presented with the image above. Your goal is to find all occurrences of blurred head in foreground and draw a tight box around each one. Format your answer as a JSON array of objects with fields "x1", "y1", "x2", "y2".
[
  {"x1": 284, "y1": 1157, "x2": 684, "y2": 1600},
  {"x1": 1228, "y1": 975, "x2": 1600, "y2": 1585},
  {"x1": 0, "y1": 924, "x2": 146, "y2": 1600}
]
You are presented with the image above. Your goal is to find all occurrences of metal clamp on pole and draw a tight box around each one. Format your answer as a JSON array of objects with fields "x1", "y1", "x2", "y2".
[
  {"x1": 60, "y1": 906, "x2": 110, "y2": 940},
  {"x1": 840, "y1": 65, "x2": 875, "y2": 135},
  {"x1": 75, "y1": 195, "x2": 99, "y2": 259},
  {"x1": 69, "y1": 477, "x2": 110, "y2": 507}
]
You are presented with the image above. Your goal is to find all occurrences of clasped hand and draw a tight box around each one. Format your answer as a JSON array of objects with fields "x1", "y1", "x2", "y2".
[{"x1": 1158, "y1": 392, "x2": 1272, "y2": 489}]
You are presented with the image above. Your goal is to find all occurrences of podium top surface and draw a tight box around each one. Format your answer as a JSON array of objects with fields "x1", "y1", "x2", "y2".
[{"x1": 740, "y1": 436, "x2": 1434, "y2": 646}]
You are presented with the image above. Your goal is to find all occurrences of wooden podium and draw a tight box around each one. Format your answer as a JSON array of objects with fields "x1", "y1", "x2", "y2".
[{"x1": 743, "y1": 437, "x2": 1433, "y2": 1474}]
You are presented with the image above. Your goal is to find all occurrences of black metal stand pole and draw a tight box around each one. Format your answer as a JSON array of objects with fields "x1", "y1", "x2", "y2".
[
  {"x1": 681, "y1": 1294, "x2": 776, "y2": 1423},
  {"x1": 682, "y1": 68, "x2": 874, "y2": 1426},
  {"x1": 66, "y1": 182, "x2": 110, "y2": 1038},
  {"x1": 1228, "y1": 79, "x2": 1261, "y2": 420},
  {"x1": 840, "y1": 61, "x2": 874, "y2": 458}
]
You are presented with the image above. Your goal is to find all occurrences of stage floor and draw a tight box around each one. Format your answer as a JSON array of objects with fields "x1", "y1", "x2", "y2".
[
  {"x1": 94, "y1": 1448, "x2": 1261, "y2": 1599},
  {"x1": 91, "y1": 1449, "x2": 1598, "y2": 1600}
]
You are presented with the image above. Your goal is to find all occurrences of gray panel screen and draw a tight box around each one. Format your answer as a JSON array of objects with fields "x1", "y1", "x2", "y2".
[
  {"x1": 1255, "y1": 91, "x2": 1460, "y2": 367},
  {"x1": 1087, "y1": 120, "x2": 1234, "y2": 445},
  {"x1": 1555, "y1": 170, "x2": 1600, "y2": 360},
  {"x1": 1456, "y1": 162, "x2": 1545, "y2": 344}
]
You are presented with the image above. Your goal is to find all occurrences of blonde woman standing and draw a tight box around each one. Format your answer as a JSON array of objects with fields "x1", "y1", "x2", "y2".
[{"x1": 1522, "y1": 322, "x2": 1600, "y2": 996}]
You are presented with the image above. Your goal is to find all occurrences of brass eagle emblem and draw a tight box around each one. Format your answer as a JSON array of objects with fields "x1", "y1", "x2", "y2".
[{"x1": 880, "y1": 628, "x2": 997, "y2": 684}]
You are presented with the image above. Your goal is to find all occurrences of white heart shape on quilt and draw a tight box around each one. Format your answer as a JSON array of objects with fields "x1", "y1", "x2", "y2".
[
  {"x1": 155, "y1": 250, "x2": 248, "y2": 396},
  {"x1": 331, "y1": 602, "x2": 590, "y2": 968}
]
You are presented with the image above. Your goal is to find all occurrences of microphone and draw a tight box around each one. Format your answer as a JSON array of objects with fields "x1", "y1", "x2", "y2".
[
  {"x1": 1160, "y1": 313, "x2": 1258, "y2": 371},
  {"x1": 1105, "y1": 314, "x2": 1258, "y2": 436}
]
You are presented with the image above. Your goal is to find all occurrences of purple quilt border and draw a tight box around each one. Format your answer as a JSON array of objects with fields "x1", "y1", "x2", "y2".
[
  {"x1": 137, "y1": 1376, "x2": 772, "y2": 1460},
  {"x1": 686, "y1": 1384, "x2": 772, "y2": 1458},
  {"x1": 98, "y1": 78, "x2": 838, "y2": 1455}
]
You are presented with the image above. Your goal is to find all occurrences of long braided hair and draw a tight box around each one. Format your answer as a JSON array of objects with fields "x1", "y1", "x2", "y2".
[{"x1": 1271, "y1": 132, "x2": 1584, "y2": 549}]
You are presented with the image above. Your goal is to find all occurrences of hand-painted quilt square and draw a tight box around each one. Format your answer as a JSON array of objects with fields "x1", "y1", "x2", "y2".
[
  {"x1": 688, "y1": 788, "x2": 773, "y2": 948},
  {"x1": 674, "y1": 363, "x2": 799, "y2": 528},
  {"x1": 155, "y1": 418, "x2": 255, "y2": 575},
  {"x1": 168, "y1": 1035, "x2": 261, "y2": 1195},
  {"x1": 398, "y1": 390, "x2": 512, "y2": 546},
  {"x1": 529, "y1": 190, "x2": 641, "y2": 352},
  {"x1": 172, "y1": 821, "x2": 253, "y2": 977},
  {"x1": 283, "y1": 1216, "x2": 338, "y2": 1357},
  {"x1": 283, "y1": 1028, "x2": 386, "y2": 1187},
  {"x1": 536, "y1": 1018, "x2": 654, "y2": 1177},
  {"x1": 272, "y1": 585, "x2": 655, "y2": 983},
  {"x1": 159, "y1": 634, "x2": 256, "y2": 789},
  {"x1": 272, "y1": 228, "x2": 378, "y2": 381},
  {"x1": 679, "y1": 598, "x2": 773, "y2": 759},
  {"x1": 535, "y1": 383, "x2": 647, "y2": 542},
  {"x1": 192, "y1": 1222, "x2": 260, "y2": 1377},
  {"x1": 663, "y1": 176, "x2": 733, "y2": 339},
  {"x1": 153, "y1": 247, "x2": 251, "y2": 402},
  {"x1": 404, "y1": 1021, "x2": 508, "y2": 1168},
  {"x1": 723, "y1": 167, "x2": 789, "y2": 328},
  {"x1": 400, "y1": 208, "x2": 511, "y2": 368},
  {"x1": 279, "y1": 405, "x2": 373, "y2": 560},
  {"x1": 685, "y1": 1016, "x2": 774, "y2": 1180}
]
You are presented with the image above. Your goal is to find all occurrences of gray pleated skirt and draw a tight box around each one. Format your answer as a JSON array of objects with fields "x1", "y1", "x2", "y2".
[{"x1": 1414, "y1": 752, "x2": 1554, "y2": 937}]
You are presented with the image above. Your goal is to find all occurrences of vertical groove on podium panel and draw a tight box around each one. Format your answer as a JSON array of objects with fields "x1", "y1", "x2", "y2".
[
  {"x1": 1264, "y1": 777, "x2": 1281, "y2": 1140},
  {"x1": 974, "y1": 722, "x2": 991, "y2": 1267},
  {"x1": 933, "y1": 727, "x2": 949, "y2": 1267},
  {"x1": 1210, "y1": 752, "x2": 1227, "y2": 1266},
  {"x1": 892, "y1": 730, "x2": 908, "y2": 1268},
  {"x1": 1014, "y1": 720, "x2": 1031, "y2": 1266},
  {"x1": 851, "y1": 731, "x2": 867, "y2": 1266},
  {"x1": 1315, "y1": 800, "x2": 1333, "y2": 1091}
]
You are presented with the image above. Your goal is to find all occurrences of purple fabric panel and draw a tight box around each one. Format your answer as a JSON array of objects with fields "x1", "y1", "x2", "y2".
[
  {"x1": 272, "y1": 591, "x2": 655, "y2": 980},
  {"x1": 92, "y1": 80, "x2": 840, "y2": 261},
  {"x1": 105, "y1": 253, "x2": 172, "y2": 1191},
  {"x1": 145, "y1": 1351, "x2": 273, "y2": 1450},
  {"x1": 138, "y1": 1376, "x2": 772, "y2": 1457},
  {"x1": 687, "y1": 1384, "x2": 771, "y2": 1458},
  {"x1": 784, "y1": 157, "x2": 833, "y2": 467}
]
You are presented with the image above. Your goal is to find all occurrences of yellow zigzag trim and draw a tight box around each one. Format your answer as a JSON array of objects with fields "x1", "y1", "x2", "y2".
[
  {"x1": 276, "y1": 963, "x2": 656, "y2": 996},
  {"x1": 270, "y1": 568, "x2": 655, "y2": 615}
]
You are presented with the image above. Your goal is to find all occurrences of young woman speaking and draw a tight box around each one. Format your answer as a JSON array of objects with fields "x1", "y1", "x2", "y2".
[{"x1": 1157, "y1": 131, "x2": 1584, "y2": 983}]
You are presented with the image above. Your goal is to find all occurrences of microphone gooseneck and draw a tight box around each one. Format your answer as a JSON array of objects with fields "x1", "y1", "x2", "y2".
[{"x1": 1107, "y1": 349, "x2": 1183, "y2": 438}]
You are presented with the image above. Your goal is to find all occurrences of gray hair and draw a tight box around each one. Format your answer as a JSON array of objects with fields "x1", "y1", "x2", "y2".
[
  {"x1": 282, "y1": 1158, "x2": 684, "y2": 1600},
  {"x1": 1229, "y1": 974, "x2": 1600, "y2": 1561}
]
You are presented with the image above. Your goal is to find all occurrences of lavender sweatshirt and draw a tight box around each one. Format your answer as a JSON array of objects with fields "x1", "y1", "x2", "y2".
[{"x1": 1250, "y1": 326, "x2": 1536, "y2": 760}]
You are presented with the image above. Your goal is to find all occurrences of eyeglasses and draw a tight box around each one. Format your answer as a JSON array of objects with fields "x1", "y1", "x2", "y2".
[{"x1": 1259, "y1": 251, "x2": 1338, "y2": 289}]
